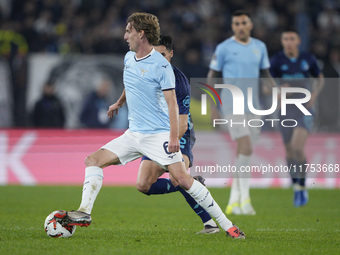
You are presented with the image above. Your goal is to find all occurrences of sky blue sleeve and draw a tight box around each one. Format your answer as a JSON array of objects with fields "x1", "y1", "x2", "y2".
[
  {"x1": 209, "y1": 44, "x2": 224, "y2": 72},
  {"x1": 124, "y1": 51, "x2": 133, "y2": 65},
  {"x1": 260, "y1": 43, "x2": 270, "y2": 70},
  {"x1": 309, "y1": 54, "x2": 321, "y2": 77},
  {"x1": 159, "y1": 65, "x2": 176, "y2": 90}
]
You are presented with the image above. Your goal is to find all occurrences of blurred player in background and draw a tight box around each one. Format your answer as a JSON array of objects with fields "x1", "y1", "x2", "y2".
[
  {"x1": 270, "y1": 28, "x2": 324, "y2": 207},
  {"x1": 136, "y1": 35, "x2": 219, "y2": 234},
  {"x1": 59, "y1": 12, "x2": 245, "y2": 239},
  {"x1": 80, "y1": 78, "x2": 112, "y2": 128},
  {"x1": 208, "y1": 10, "x2": 275, "y2": 215},
  {"x1": 32, "y1": 81, "x2": 65, "y2": 128}
]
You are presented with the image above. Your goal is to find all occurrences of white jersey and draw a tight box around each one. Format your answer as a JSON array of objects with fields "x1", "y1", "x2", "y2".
[{"x1": 123, "y1": 49, "x2": 176, "y2": 134}]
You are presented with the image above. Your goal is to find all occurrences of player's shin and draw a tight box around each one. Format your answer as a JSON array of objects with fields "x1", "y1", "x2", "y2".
[
  {"x1": 186, "y1": 180, "x2": 233, "y2": 231},
  {"x1": 227, "y1": 154, "x2": 253, "y2": 214},
  {"x1": 146, "y1": 178, "x2": 179, "y2": 195},
  {"x1": 78, "y1": 166, "x2": 104, "y2": 214},
  {"x1": 228, "y1": 172, "x2": 240, "y2": 207},
  {"x1": 235, "y1": 154, "x2": 251, "y2": 203},
  {"x1": 178, "y1": 188, "x2": 214, "y2": 225},
  {"x1": 237, "y1": 154, "x2": 252, "y2": 202},
  {"x1": 288, "y1": 159, "x2": 299, "y2": 185},
  {"x1": 291, "y1": 159, "x2": 309, "y2": 207},
  {"x1": 298, "y1": 160, "x2": 307, "y2": 187}
]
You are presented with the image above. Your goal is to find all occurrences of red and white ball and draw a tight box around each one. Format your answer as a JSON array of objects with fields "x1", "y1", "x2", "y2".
[{"x1": 44, "y1": 210, "x2": 76, "y2": 238}]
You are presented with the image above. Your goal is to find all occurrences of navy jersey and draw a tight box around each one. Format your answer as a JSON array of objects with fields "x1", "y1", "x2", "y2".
[
  {"x1": 270, "y1": 51, "x2": 321, "y2": 98},
  {"x1": 173, "y1": 65, "x2": 195, "y2": 140}
]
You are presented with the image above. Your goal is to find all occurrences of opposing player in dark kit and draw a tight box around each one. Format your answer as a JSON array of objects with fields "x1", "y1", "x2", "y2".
[{"x1": 270, "y1": 28, "x2": 324, "y2": 207}]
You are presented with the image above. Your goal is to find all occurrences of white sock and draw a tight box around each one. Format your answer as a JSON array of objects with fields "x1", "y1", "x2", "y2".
[
  {"x1": 78, "y1": 166, "x2": 104, "y2": 214},
  {"x1": 187, "y1": 180, "x2": 232, "y2": 231},
  {"x1": 237, "y1": 154, "x2": 252, "y2": 202},
  {"x1": 293, "y1": 184, "x2": 304, "y2": 191},
  {"x1": 204, "y1": 218, "x2": 217, "y2": 227},
  {"x1": 228, "y1": 172, "x2": 240, "y2": 206}
]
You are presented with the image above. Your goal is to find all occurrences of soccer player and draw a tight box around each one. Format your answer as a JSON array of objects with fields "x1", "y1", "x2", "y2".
[
  {"x1": 59, "y1": 12, "x2": 245, "y2": 239},
  {"x1": 136, "y1": 35, "x2": 219, "y2": 234},
  {"x1": 208, "y1": 10, "x2": 275, "y2": 215},
  {"x1": 270, "y1": 28, "x2": 324, "y2": 207}
]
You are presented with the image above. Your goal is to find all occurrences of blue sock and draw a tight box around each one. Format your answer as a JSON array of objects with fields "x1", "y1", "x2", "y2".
[
  {"x1": 178, "y1": 187, "x2": 212, "y2": 224},
  {"x1": 287, "y1": 159, "x2": 299, "y2": 184},
  {"x1": 146, "y1": 178, "x2": 179, "y2": 195},
  {"x1": 298, "y1": 160, "x2": 307, "y2": 187},
  {"x1": 146, "y1": 178, "x2": 212, "y2": 224}
]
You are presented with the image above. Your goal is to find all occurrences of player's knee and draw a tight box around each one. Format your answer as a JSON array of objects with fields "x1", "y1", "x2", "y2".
[
  {"x1": 85, "y1": 155, "x2": 100, "y2": 167},
  {"x1": 245, "y1": 147, "x2": 253, "y2": 155},
  {"x1": 285, "y1": 148, "x2": 292, "y2": 157},
  {"x1": 239, "y1": 146, "x2": 252, "y2": 156},
  {"x1": 136, "y1": 181, "x2": 151, "y2": 195},
  {"x1": 169, "y1": 175, "x2": 179, "y2": 187},
  {"x1": 291, "y1": 147, "x2": 304, "y2": 160},
  {"x1": 176, "y1": 177, "x2": 192, "y2": 190}
]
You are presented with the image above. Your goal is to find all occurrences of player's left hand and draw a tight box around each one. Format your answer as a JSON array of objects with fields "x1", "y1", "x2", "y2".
[
  {"x1": 306, "y1": 93, "x2": 316, "y2": 108},
  {"x1": 107, "y1": 102, "x2": 123, "y2": 118},
  {"x1": 168, "y1": 137, "x2": 180, "y2": 153}
]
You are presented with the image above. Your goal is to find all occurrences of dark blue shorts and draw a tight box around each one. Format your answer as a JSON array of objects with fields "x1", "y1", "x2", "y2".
[
  {"x1": 279, "y1": 108, "x2": 314, "y2": 144},
  {"x1": 141, "y1": 134, "x2": 195, "y2": 167}
]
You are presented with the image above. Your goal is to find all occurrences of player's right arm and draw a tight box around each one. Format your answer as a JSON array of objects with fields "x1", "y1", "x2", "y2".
[
  {"x1": 307, "y1": 55, "x2": 325, "y2": 108},
  {"x1": 174, "y1": 68, "x2": 191, "y2": 139},
  {"x1": 107, "y1": 89, "x2": 126, "y2": 118},
  {"x1": 260, "y1": 42, "x2": 277, "y2": 94},
  {"x1": 178, "y1": 114, "x2": 188, "y2": 139},
  {"x1": 260, "y1": 68, "x2": 278, "y2": 95},
  {"x1": 207, "y1": 45, "x2": 223, "y2": 81},
  {"x1": 208, "y1": 44, "x2": 224, "y2": 120},
  {"x1": 158, "y1": 58, "x2": 178, "y2": 152},
  {"x1": 207, "y1": 69, "x2": 222, "y2": 120},
  {"x1": 163, "y1": 89, "x2": 180, "y2": 153},
  {"x1": 307, "y1": 73, "x2": 324, "y2": 108}
]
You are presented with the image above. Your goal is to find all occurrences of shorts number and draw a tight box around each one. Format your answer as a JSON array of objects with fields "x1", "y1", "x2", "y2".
[
  {"x1": 180, "y1": 137, "x2": 186, "y2": 149},
  {"x1": 163, "y1": 141, "x2": 171, "y2": 155}
]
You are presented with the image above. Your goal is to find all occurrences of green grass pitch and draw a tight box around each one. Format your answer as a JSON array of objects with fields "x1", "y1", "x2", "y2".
[{"x1": 0, "y1": 186, "x2": 339, "y2": 255}]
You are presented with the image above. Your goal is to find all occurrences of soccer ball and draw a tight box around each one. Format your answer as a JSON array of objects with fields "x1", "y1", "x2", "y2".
[{"x1": 44, "y1": 210, "x2": 76, "y2": 238}]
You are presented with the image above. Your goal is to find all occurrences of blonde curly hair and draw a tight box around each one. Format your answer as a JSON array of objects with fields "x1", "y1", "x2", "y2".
[{"x1": 127, "y1": 12, "x2": 160, "y2": 45}]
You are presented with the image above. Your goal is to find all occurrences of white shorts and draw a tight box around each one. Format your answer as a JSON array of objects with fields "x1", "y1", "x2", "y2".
[
  {"x1": 101, "y1": 129, "x2": 184, "y2": 168},
  {"x1": 225, "y1": 113, "x2": 261, "y2": 143}
]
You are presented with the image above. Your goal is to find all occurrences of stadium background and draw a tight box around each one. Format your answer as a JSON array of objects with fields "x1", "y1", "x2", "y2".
[{"x1": 0, "y1": 0, "x2": 339, "y2": 187}]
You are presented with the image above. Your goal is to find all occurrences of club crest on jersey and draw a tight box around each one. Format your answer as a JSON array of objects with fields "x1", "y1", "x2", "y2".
[
  {"x1": 253, "y1": 49, "x2": 260, "y2": 56},
  {"x1": 183, "y1": 95, "x2": 190, "y2": 108},
  {"x1": 280, "y1": 64, "x2": 289, "y2": 71},
  {"x1": 140, "y1": 68, "x2": 149, "y2": 77},
  {"x1": 301, "y1": 60, "x2": 309, "y2": 71}
]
